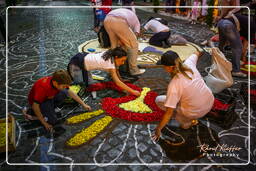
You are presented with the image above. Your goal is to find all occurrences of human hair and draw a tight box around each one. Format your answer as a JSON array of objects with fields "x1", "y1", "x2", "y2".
[
  {"x1": 102, "y1": 47, "x2": 127, "y2": 63},
  {"x1": 52, "y1": 69, "x2": 72, "y2": 85},
  {"x1": 171, "y1": 58, "x2": 194, "y2": 80}
]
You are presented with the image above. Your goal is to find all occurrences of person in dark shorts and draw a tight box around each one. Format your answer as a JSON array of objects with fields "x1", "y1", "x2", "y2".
[{"x1": 67, "y1": 47, "x2": 141, "y2": 96}]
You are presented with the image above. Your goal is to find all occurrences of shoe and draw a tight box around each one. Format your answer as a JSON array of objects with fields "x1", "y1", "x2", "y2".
[
  {"x1": 22, "y1": 107, "x2": 38, "y2": 121},
  {"x1": 200, "y1": 40, "x2": 208, "y2": 46},
  {"x1": 232, "y1": 72, "x2": 247, "y2": 78},
  {"x1": 54, "y1": 107, "x2": 61, "y2": 113},
  {"x1": 240, "y1": 60, "x2": 245, "y2": 65},
  {"x1": 130, "y1": 69, "x2": 146, "y2": 76}
]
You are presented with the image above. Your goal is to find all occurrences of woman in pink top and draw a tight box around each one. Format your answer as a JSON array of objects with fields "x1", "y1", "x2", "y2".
[
  {"x1": 152, "y1": 48, "x2": 214, "y2": 141},
  {"x1": 104, "y1": 8, "x2": 145, "y2": 76}
]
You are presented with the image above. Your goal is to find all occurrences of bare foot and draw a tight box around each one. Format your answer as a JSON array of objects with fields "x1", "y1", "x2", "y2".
[{"x1": 22, "y1": 108, "x2": 38, "y2": 121}]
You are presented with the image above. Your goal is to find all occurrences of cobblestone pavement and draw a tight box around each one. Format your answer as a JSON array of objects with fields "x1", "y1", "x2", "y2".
[{"x1": 0, "y1": 1, "x2": 255, "y2": 171}]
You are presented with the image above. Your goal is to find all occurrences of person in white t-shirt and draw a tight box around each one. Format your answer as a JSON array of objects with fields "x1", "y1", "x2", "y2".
[
  {"x1": 152, "y1": 48, "x2": 214, "y2": 141},
  {"x1": 142, "y1": 17, "x2": 170, "y2": 48},
  {"x1": 67, "y1": 47, "x2": 140, "y2": 96}
]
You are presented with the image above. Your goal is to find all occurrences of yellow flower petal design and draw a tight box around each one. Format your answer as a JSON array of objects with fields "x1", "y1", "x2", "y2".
[
  {"x1": 66, "y1": 109, "x2": 104, "y2": 124},
  {"x1": 241, "y1": 64, "x2": 256, "y2": 72},
  {"x1": 92, "y1": 74, "x2": 105, "y2": 80},
  {"x1": 0, "y1": 122, "x2": 11, "y2": 146},
  {"x1": 66, "y1": 116, "x2": 112, "y2": 147},
  {"x1": 119, "y1": 87, "x2": 152, "y2": 113},
  {"x1": 69, "y1": 85, "x2": 81, "y2": 94}
]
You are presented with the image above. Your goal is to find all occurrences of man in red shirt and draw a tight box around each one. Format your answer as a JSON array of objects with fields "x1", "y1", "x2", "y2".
[{"x1": 23, "y1": 70, "x2": 91, "y2": 131}]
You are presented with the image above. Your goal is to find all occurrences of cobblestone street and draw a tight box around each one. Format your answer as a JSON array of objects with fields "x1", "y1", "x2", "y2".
[{"x1": 0, "y1": 1, "x2": 255, "y2": 171}]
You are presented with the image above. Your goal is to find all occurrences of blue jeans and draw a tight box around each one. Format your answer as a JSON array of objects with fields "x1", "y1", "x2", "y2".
[{"x1": 217, "y1": 19, "x2": 242, "y2": 72}]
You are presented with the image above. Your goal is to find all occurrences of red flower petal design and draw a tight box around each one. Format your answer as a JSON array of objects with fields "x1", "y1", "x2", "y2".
[{"x1": 87, "y1": 82, "x2": 164, "y2": 122}]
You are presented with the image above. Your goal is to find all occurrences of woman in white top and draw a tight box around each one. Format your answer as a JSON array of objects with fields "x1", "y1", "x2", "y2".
[
  {"x1": 67, "y1": 47, "x2": 140, "y2": 96},
  {"x1": 152, "y1": 48, "x2": 214, "y2": 141},
  {"x1": 142, "y1": 17, "x2": 171, "y2": 48}
]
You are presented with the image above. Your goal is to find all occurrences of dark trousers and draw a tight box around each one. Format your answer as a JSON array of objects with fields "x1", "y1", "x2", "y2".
[
  {"x1": 67, "y1": 53, "x2": 89, "y2": 86},
  {"x1": 218, "y1": 19, "x2": 242, "y2": 72},
  {"x1": 149, "y1": 31, "x2": 171, "y2": 47},
  {"x1": 29, "y1": 91, "x2": 68, "y2": 125},
  {"x1": 93, "y1": 8, "x2": 100, "y2": 28},
  {"x1": 165, "y1": 0, "x2": 175, "y2": 13}
]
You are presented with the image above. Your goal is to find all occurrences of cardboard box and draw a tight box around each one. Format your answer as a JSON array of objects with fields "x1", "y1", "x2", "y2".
[{"x1": 0, "y1": 115, "x2": 16, "y2": 153}]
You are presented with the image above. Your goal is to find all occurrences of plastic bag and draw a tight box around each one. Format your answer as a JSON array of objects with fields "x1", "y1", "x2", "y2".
[{"x1": 204, "y1": 47, "x2": 233, "y2": 93}]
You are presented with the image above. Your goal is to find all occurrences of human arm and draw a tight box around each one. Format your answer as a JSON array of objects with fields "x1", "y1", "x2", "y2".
[
  {"x1": 224, "y1": 0, "x2": 241, "y2": 18},
  {"x1": 32, "y1": 102, "x2": 53, "y2": 131},
  {"x1": 152, "y1": 107, "x2": 174, "y2": 141},
  {"x1": 189, "y1": 43, "x2": 204, "y2": 59},
  {"x1": 109, "y1": 69, "x2": 140, "y2": 96},
  {"x1": 133, "y1": 15, "x2": 141, "y2": 38},
  {"x1": 68, "y1": 89, "x2": 92, "y2": 111},
  {"x1": 115, "y1": 67, "x2": 130, "y2": 83},
  {"x1": 216, "y1": 0, "x2": 240, "y2": 21}
]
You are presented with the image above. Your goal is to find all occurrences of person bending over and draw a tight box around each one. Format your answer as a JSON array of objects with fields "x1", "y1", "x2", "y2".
[
  {"x1": 103, "y1": 8, "x2": 145, "y2": 76},
  {"x1": 22, "y1": 70, "x2": 91, "y2": 131},
  {"x1": 142, "y1": 17, "x2": 171, "y2": 48},
  {"x1": 152, "y1": 48, "x2": 214, "y2": 141},
  {"x1": 68, "y1": 47, "x2": 140, "y2": 96}
]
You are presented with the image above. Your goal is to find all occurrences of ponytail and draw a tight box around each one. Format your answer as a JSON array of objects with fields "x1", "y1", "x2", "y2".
[
  {"x1": 171, "y1": 58, "x2": 194, "y2": 80},
  {"x1": 102, "y1": 47, "x2": 127, "y2": 63},
  {"x1": 102, "y1": 49, "x2": 114, "y2": 63}
]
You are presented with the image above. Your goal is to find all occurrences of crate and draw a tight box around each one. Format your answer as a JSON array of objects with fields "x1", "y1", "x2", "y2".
[{"x1": 0, "y1": 115, "x2": 16, "y2": 153}]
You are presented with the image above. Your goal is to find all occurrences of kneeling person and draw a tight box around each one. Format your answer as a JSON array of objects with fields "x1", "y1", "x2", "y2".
[
  {"x1": 152, "y1": 49, "x2": 214, "y2": 141},
  {"x1": 23, "y1": 70, "x2": 91, "y2": 131},
  {"x1": 142, "y1": 17, "x2": 170, "y2": 48}
]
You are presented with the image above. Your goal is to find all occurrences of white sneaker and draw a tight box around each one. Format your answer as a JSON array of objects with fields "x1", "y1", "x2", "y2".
[
  {"x1": 54, "y1": 107, "x2": 61, "y2": 113},
  {"x1": 130, "y1": 69, "x2": 146, "y2": 76}
]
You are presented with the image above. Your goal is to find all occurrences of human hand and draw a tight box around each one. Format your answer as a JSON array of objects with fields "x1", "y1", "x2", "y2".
[
  {"x1": 224, "y1": 12, "x2": 233, "y2": 19},
  {"x1": 83, "y1": 104, "x2": 92, "y2": 111},
  {"x1": 132, "y1": 90, "x2": 140, "y2": 97},
  {"x1": 151, "y1": 128, "x2": 162, "y2": 142},
  {"x1": 43, "y1": 122, "x2": 53, "y2": 132}
]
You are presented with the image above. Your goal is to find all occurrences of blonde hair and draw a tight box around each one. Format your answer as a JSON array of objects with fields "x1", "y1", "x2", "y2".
[{"x1": 171, "y1": 58, "x2": 194, "y2": 80}]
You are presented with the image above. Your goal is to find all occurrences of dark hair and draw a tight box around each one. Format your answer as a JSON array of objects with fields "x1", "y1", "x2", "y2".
[
  {"x1": 52, "y1": 70, "x2": 72, "y2": 85},
  {"x1": 159, "y1": 51, "x2": 179, "y2": 66},
  {"x1": 102, "y1": 47, "x2": 127, "y2": 63},
  {"x1": 160, "y1": 51, "x2": 194, "y2": 80}
]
